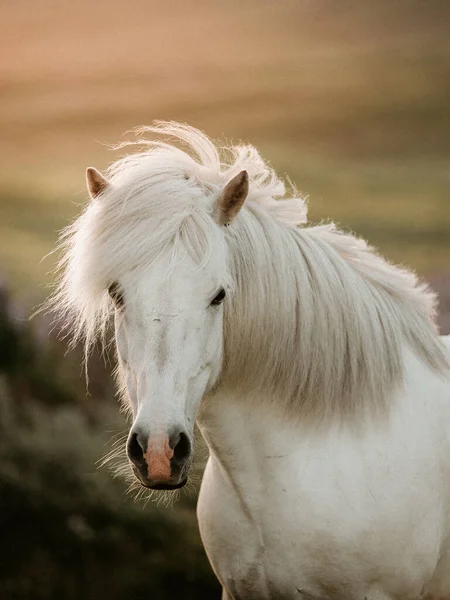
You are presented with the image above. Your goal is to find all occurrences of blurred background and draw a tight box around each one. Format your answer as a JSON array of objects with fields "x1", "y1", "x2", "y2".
[{"x1": 0, "y1": 1, "x2": 449, "y2": 598}]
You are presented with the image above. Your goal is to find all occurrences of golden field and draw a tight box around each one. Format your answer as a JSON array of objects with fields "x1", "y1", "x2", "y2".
[{"x1": 1, "y1": 0, "x2": 449, "y2": 297}]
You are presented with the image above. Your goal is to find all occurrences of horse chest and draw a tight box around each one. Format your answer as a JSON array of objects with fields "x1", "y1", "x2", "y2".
[
  {"x1": 197, "y1": 383, "x2": 450, "y2": 600},
  {"x1": 198, "y1": 453, "x2": 445, "y2": 600}
]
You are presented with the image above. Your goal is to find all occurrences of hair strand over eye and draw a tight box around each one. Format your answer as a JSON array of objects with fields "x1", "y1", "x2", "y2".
[{"x1": 108, "y1": 282, "x2": 124, "y2": 308}]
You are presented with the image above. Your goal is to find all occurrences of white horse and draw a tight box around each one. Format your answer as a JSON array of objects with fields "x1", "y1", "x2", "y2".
[{"x1": 51, "y1": 122, "x2": 450, "y2": 600}]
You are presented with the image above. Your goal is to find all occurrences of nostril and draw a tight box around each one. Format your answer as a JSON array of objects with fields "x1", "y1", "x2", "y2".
[
  {"x1": 171, "y1": 431, "x2": 191, "y2": 464},
  {"x1": 127, "y1": 432, "x2": 145, "y2": 463}
]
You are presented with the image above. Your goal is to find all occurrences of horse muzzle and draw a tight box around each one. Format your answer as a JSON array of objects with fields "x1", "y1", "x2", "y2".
[{"x1": 126, "y1": 427, "x2": 192, "y2": 490}]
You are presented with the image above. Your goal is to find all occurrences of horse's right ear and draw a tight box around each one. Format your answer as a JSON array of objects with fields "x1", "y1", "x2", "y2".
[{"x1": 86, "y1": 167, "x2": 110, "y2": 200}]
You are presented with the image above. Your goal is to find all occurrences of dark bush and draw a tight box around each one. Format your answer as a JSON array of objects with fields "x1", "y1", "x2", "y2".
[{"x1": 0, "y1": 281, "x2": 220, "y2": 600}]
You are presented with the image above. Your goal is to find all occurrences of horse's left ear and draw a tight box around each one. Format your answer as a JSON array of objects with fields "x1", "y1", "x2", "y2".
[
  {"x1": 215, "y1": 170, "x2": 249, "y2": 226},
  {"x1": 86, "y1": 167, "x2": 110, "y2": 200}
]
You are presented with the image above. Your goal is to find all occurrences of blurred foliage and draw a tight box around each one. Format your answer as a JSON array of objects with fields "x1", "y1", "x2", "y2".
[{"x1": 0, "y1": 284, "x2": 220, "y2": 599}]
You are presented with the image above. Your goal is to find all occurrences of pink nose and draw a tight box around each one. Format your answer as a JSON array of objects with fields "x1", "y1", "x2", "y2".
[
  {"x1": 144, "y1": 434, "x2": 173, "y2": 482},
  {"x1": 126, "y1": 428, "x2": 192, "y2": 485}
]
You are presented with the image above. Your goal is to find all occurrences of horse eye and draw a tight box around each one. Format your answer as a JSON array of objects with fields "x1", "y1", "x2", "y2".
[
  {"x1": 108, "y1": 282, "x2": 124, "y2": 308},
  {"x1": 211, "y1": 288, "x2": 226, "y2": 306}
]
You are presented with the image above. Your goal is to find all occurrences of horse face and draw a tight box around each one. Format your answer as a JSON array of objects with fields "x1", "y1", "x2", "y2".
[{"x1": 112, "y1": 254, "x2": 225, "y2": 490}]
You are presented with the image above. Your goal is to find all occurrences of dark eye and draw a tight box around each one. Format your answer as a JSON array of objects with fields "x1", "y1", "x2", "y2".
[
  {"x1": 108, "y1": 282, "x2": 124, "y2": 308},
  {"x1": 211, "y1": 288, "x2": 226, "y2": 306}
]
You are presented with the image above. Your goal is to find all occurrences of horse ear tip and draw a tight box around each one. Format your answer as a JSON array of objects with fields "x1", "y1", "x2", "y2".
[
  {"x1": 86, "y1": 166, "x2": 109, "y2": 199},
  {"x1": 86, "y1": 166, "x2": 99, "y2": 182},
  {"x1": 230, "y1": 170, "x2": 249, "y2": 192},
  {"x1": 238, "y1": 170, "x2": 249, "y2": 194}
]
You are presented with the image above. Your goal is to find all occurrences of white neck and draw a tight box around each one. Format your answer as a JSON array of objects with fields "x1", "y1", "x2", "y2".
[{"x1": 219, "y1": 203, "x2": 447, "y2": 425}]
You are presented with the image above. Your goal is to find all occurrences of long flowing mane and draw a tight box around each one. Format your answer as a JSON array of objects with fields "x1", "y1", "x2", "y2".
[{"x1": 50, "y1": 121, "x2": 449, "y2": 421}]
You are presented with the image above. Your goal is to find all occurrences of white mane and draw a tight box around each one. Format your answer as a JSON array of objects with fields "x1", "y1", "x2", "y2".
[{"x1": 50, "y1": 121, "x2": 448, "y2": 421}]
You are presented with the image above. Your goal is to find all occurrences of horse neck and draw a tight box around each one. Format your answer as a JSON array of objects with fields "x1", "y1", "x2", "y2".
[{"x1": 218, "y1": 203, "x2": 447, "y2": 425}]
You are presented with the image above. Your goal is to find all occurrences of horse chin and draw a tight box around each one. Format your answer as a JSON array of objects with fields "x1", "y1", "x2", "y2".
[{"x1": 140, "y1": 478, "x2": 188, "y2": 491}]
